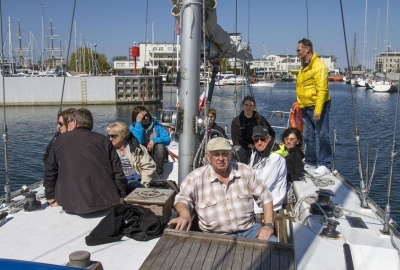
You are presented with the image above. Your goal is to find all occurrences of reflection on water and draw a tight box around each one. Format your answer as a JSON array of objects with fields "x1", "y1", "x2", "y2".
[{"x1": 0, "y1": 83, "x2": 399, "y2": 222}]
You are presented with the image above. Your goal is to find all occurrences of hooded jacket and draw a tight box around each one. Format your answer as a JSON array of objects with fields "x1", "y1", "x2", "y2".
[
  {"x1": 126, "y1": 135, "x2": 156, "y2": 184},
  {"x1": 248, "y1": 140, "x2": 287, "y2": 211},
  {"x1": 129, "y1": 118, "x2": 171, "y2": 147},
  {"x1": 296, "y1": 51, "x2": 331, "y2": 115}
]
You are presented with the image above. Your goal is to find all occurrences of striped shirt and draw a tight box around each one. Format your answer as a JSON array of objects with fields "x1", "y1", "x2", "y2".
[{"x1": 174, "y1": 161, "x2": 273, "y2": 234}]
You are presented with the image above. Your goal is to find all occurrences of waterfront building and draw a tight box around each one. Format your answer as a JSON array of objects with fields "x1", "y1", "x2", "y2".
[
  {"x1": 113, "y1": 42, "x2": 179, "y2": 75},
  {"x1": 375, "y1": 51, "x2": 400, "y2": 73}
]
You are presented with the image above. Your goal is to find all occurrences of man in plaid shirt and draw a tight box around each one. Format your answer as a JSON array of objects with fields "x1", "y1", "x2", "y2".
[{"x1": 168, "y1": 137, "x2": 276, "y2": 241}]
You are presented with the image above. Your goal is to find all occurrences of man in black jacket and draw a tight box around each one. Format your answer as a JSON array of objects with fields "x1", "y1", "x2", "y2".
[
  {"x1": 44, "y1": 108, "x2": 127, "y2": 214},
  {"x1": 231, "y1": 96, "x2": 275, "y2": 164}
]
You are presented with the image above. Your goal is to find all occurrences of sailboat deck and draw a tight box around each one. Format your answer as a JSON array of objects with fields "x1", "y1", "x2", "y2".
[{"x1": 140, "y1": 228, "x2": 295, "y2": 270}]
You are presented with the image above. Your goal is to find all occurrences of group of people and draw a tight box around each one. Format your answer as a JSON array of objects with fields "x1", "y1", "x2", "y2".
[
  {"x1": 43, "y1": 106, "x2": 171, "y2": 214},
  {"x1": 43, "y1": 38, "x2": 331, "y2": 243},
  {"x1": 169, "y1": 38, "x2": 332, "y2": 242}
]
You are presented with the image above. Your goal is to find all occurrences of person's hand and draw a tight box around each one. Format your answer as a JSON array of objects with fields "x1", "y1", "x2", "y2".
[
  {"x1": 147, "y1": 140, "x2": 155, "y2": 152},
  {"x1": 119, "y1": 198, "x2": 125, "y2": 204},
  {"x1": 256, "y1": 226, "x2": 274, "y2": 240},
  {"x1": 313, "y1": 114, "x2": 321, "y2": 121},
  {"x1": 47, "y1": 200, "x2": 59, "y2": 207},
  {"x1": 168, "y1": 212, "x2": 192, "y2": 231},
  {"x1": 136, "y1": 111, "x2": 147, "y2": 122}
]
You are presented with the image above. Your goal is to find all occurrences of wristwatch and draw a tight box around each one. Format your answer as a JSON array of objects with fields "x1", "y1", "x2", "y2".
[{"x1": 264, "y1": 223, "x2": 275, "y2": 231}]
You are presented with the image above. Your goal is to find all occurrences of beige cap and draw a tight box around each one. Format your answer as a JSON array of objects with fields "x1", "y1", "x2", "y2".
[{"x1": 207, "y1": 137, "x2": 232, "y2": 152}]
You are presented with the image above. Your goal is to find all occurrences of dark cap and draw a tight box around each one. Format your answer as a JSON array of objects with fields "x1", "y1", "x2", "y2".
[{"x1": 252, "y1": 126, "x2": 269, "y2": 138}]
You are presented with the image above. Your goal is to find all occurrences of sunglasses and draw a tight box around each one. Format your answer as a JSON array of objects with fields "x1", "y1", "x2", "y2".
[
  {"x1": 108, "y1": 134, "x2": 118, "y2": 139},
  {"x1": 67, "y1": 119, "x2": 75, "y2": 124},
  {"x1": 57, "y1": 121, "x2": 65, "y2": 127},
  {"x1": 285, "y1": 137, "x2": 297, "y2": 142},
  {"x1": 253, "y1": 138, "x2": 267, "y2": 143}
]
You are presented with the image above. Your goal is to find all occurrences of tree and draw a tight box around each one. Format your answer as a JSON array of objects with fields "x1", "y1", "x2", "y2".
[{"x1": 69, "y1": 47, "x2": 110, "y2": 74}]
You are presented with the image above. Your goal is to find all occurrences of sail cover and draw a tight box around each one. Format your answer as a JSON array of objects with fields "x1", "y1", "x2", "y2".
[{"x1": 171, "y1": 0, "x2": 253, "y2": 62}]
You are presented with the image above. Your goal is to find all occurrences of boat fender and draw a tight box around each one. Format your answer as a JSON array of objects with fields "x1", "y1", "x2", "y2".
[{"x1": 289, "y1": 102, "x2": 304, "y2": 133}]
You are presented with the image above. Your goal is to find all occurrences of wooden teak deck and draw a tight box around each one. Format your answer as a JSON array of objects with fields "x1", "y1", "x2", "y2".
[{"x1": 140, "y1": 229, "x2": 295, "y2": 270}]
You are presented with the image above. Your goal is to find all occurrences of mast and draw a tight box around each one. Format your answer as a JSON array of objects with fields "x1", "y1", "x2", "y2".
[
  {"x1": 50, "y1": 20, "x2": 55, "y2": 69},
  {"x1": 17, "y1": 20, "x2": 24, "y2": 67},
  {"x1": 41, "y1": 4, "x2": 44, "y2": 71},
  {"x1": 8, "y1": 17, "x2": 13, "y2": 74},
  {"x1": 373, "y1": 7, "x2": 380, "y2": 73},
  {"x1": 384, "y1": 0, "x2": 389, "y2": 73},
  {"x1": 362, "y1": 0, "x2": 367, "y2": 72},
  {"x1": 178, "y1": 0, "x2": 202, "y2": 185}
]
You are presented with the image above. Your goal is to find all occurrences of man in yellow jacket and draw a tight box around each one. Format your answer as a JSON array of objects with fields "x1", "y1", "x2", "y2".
[{"x1": 296, "y1": 38, "x2": 331, "y2": 175}]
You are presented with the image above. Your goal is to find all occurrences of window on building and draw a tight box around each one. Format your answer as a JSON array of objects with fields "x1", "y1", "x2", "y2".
[
  {"x1": 129, "y1": 63, "x2": 134, "y2": 67},
  {"x1": 116, "y1": 63, "x2": 125, "y2": 67},
  {"x1": 159, "y1": 47, "x2": 164, "y2": 51},
  {"x1": 168, "y1": 47, "x2": 173, "y2": 51}
]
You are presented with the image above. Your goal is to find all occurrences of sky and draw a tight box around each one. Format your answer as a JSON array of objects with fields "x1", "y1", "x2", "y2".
[{"x1": 1, "y1": 0, "x2": 399, "y2": 70}]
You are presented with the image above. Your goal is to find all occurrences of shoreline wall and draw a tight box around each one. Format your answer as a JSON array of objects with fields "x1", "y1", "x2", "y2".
[{"x1": 0, "y1": 76, "x2": 163, "y2": 106}]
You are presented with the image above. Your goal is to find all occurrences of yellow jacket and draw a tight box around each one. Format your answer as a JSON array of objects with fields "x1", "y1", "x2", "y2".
[{"x1": 296, "y1": 51, "x2": 330, "y2": 115}]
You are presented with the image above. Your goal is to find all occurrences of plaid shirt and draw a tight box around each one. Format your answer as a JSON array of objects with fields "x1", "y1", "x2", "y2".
[{"x1": 175, "y1": 161, "x2": 273, "y2": 234}]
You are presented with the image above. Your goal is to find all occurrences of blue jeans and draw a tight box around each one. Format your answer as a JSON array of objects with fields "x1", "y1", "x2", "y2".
[
  {"x1": 126, "y1": 174, "x2": 144, "y2": 194},
  {"x1": 227, "y1": 223, "x2": 278, "y2": 241},
  {"x1": 302, "y1": 100, "x2": 332, "y2": 168}
]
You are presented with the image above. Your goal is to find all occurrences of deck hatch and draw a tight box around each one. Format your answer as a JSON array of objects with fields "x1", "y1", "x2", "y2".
[{"x1": 346, "y1": 216, "x2": 368, "y2": 229}]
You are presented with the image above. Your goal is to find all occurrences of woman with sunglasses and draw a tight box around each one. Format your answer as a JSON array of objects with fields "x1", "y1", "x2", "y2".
[
  {"x1": 282, "y1": 127, "x2": 304, "y2": 182},
  {"x1": 107, "y1": 122, "x2": 156, "y2": 193},
  {"x1": 43, "y1": 108, "x2": 76, "y2": 165}
]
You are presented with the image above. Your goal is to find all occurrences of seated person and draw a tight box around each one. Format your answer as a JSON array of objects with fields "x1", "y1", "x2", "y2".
[
  {"x1": 231, "y1": 96, "x2": 275, "y2": 164},
  {"x1": 43, "y1": 108, "x2": 76, "y2": 165},
  {"x1": 282, "y1": 127, "x2": 304, "y2": 182},
  {"x1": 130, "y1": 106, "x2": 171, "y2": 177},
  {"x1": 44, "y1": 108, "x2": 127, "y2": 214},
  {"x1": 203, "y1": 107, "x2": 228, "y2": 139},
  {"x1": 168, "y1": 137, "x2": 277, "y2": 241},
  {"x1": 248, "y1": 126, "x2": 287, "y2": 212},
  {"x1": 107, "y1": 122, "x2": 157, "y2": 191}
]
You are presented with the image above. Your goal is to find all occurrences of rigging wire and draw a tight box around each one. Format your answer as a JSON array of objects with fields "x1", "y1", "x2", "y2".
[
  {"x1": 305, "y1": 0, "x2": 309, "y2": 39},
  {"x1": 339, "y1": 0, "x2": 368, "y2": 208},
  {"x1": 0, "y1": 0, "x2": 11, "y2": 203},
  {"x1": 58, "y1": 0, "x2": 77, "y2": 114}
]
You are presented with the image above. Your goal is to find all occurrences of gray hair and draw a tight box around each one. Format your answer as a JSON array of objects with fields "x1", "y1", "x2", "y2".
[{"x1": 70, "y1": 108, "x2": 93, "y2": 130}]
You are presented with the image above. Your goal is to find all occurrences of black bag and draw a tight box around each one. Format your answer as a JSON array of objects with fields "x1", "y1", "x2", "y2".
[{"x1": 148, "y1": 179, "x2": 180, "y2": 204}]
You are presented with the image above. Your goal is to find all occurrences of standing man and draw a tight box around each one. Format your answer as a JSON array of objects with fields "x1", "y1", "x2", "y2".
[
  {"x1": 169, "y1": 137, "x2": 276, "y2": 241},
  {"x1": 44, "y1": 108, "x2": 127, "y2": 214},
  {"x1": 296, "y1": 38, "x2": 332, "y2": 175}
]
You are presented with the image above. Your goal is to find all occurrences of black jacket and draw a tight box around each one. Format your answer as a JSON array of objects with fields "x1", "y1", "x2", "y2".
[
  {"x1": 44, "y1": 127, "x2": 127, "y2": 214},
  {"x1": 85, "y1": 204, "x2": 169, "y2": 246},
  {"x1": 285, "y1": 147, "x2": 305, "y2": 182},
  {"x1": 231, "y1": 111, "x2": 275, "y2": 149},
  {"x1": 43, "y1": 131, "x2": 60, "y2": 165}
]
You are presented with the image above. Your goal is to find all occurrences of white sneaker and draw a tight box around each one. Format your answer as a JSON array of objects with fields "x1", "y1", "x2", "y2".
[
  {"x1": 314, "y1": 166, "x2": 330, "y2": 175},
  {"x1": 304, "y1": 163, "x2": 316, "y2": 169}
]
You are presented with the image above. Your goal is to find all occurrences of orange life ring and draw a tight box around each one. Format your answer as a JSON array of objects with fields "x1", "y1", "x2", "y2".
[{"x1": 290, "y1": 102, "x2": 304, "y2": 133}]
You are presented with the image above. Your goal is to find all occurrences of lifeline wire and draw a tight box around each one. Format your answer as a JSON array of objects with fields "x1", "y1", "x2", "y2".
[{"x1": 58, "y1": 0, "x2": 77, "y2": 114}]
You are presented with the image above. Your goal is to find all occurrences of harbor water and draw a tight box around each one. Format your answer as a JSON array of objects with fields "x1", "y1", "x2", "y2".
[{"x1": 1, "y1": 82, "x2": 399, "y2": 223}]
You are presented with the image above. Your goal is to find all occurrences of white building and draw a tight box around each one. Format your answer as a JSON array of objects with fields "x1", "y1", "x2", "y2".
[
  {"x1": 113, "y1": 42, "x2": 179, "y2": 75},
  {"x1": 113, "y1": 41, "x2": 337, "y2": 75}
]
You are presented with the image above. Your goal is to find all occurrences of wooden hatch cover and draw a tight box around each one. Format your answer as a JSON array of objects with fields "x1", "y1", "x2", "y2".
[{"x1": 140, "y1": 228, "x2": 295, "y2": 270}]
